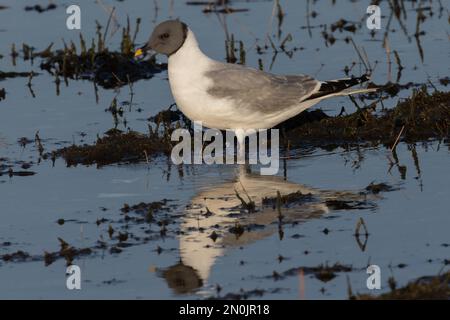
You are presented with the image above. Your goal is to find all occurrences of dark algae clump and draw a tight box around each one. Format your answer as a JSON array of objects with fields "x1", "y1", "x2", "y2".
[
  {"x1": 56, "y1": 107, "x2": 188, "y2": 167},
  {"x1": 58, "y1": 129, "x2": 173, "y2": 167},
  {"x1": 265, "y1": 263, "x2": 353, "y2": 283},
  {"x1": 0, "y1": 71, "x2": 37, "y2": 80},
  {"x1": 41, "y1": 51, "x2": 166, "y2": 89},
  {"x1": 283, "y1": 88, "x2": 450, "y2": 148},
  {"x1": 365, "y1": 182, "x2": 396, "y2": 194},
  {"x1": 162, "y1": 262, "x2": 204, "y2": 295},
  {"x1": 24, "y1": 4, "x2": 57, "y2": 13},
  {"x1": 2, "y1": 250, "x2": 31, "y2": 262},
  {"x1": 262, "y1": 191, "x2": 315, "y2": 207}
]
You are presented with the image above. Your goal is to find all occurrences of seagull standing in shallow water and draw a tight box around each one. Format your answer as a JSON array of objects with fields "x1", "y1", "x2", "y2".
[{"x1": 135, "y1": 20, "x2": 376, "y2": 154}]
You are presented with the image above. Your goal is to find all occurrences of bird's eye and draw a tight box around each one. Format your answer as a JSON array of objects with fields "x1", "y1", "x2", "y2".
[{"x1": 160, "y1": 33, "x2": 170, "y2": 40}]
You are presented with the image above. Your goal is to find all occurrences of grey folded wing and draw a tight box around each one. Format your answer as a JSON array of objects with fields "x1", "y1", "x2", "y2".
[{"x1": 205, "y1": 63, "x2": 320, "y2": 113}]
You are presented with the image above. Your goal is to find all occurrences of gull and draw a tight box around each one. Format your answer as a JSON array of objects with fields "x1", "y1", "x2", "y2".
[{"x1": 135, "y1": 20, "x2": 376, "y2": 153}]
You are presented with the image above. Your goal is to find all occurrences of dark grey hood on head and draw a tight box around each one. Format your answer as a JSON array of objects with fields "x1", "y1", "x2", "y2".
[{"x1": 140, "y1": 20, "x2": 188, "y2": 56}]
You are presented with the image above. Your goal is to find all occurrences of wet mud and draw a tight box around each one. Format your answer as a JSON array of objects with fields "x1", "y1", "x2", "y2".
[{"x1": 282, "y1": 88, "x2": 450, "y2": 148}]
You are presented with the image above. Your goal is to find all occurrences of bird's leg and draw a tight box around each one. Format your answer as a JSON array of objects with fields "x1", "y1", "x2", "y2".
[{"x1": 235, "y1": 129, "x2": 246, "y2": 164}]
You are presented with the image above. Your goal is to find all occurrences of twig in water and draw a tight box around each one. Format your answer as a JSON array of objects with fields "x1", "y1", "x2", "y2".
[
  {"x1": 143, "y1": 150, "x2": 150, "y2": 169},
  {"x1": 127, "y1": 75, "x2": 134, "y2": 111},
  {"x1": 235, "y1": 183, "x2": 255, "y2": 213},
  {"x1": 27, "y1": 72, "x2": 36, "y2": 98},
  {"x1": 267, "y1": 0, "x2": 277, "y2": 40},
  {"x1": 384, "y1": 36, "x2": 392, "y2": 83},
  {"x1": 350, "y1": 38, "x2": 369, "y2": 74},
  {"x1": 354, "y1": 217, "x2": 369, "y2": 237},
  {"x1": 354, "y1": 217, "x2": 369, "y2": 251},
  {"x1": 393, "y1": 50, "x2": 404, "y2": 82},
  {"x1": 103, "y1": 6, "x2": 116, "y2": 44},
  {"x1": 306, "y1": 0, "x2": 312, "y2": 38},
  {"x1": 390, "y1": 125, "x2": 405, "y2": 152}
]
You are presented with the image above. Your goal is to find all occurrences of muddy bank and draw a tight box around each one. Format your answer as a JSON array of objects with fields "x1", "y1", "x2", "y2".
[
  {"x1": 281, "y1": 87, "x2": 450, "y2": 148},
  {"x1": 56, "y1": 129, "x2": 173, "y2": 167},
  {"x1": 55, "y1": 106, "x2": 190, "y2": 167}
]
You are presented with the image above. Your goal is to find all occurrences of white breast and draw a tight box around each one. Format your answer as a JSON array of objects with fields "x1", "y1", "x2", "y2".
[{"x1": 168, "y1": 30, "x2": 252, "y2": 130}]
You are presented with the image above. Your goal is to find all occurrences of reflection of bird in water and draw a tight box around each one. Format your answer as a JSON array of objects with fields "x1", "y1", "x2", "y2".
[
  {"x1": 162, "y1": 261, "x2": 203, "y2": 295},
  {"x1": 161, "y1": 166, "x2": 374, "y2": 294}
]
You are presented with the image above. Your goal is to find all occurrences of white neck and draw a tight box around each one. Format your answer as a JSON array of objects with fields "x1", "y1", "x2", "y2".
[
  {"x1": 167, "y1": 29, "x2": 216, "y2": 123},
  {"x1": 168, "y1": 29, "x2": 211, "y2": 69}
]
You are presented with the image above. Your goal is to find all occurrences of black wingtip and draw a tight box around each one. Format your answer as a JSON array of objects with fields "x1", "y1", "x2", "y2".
[{"x1": 305, "y1": 74, "x2": 372, "y2": 101}]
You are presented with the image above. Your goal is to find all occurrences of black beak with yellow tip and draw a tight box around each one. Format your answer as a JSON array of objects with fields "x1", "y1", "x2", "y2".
[{"x1": 134, "y1": 45, "x2": 148, "y2": 60}]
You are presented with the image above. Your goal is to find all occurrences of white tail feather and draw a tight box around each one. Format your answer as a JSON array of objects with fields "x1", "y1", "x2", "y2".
[{"x1": 314, "y1": 87, "x2": 377, "y2": 102}]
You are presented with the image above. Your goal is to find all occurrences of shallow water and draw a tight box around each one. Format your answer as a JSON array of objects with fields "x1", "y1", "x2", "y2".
[{"x1": 0, "y1": 0, "x2": 449, "y2": 299}]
